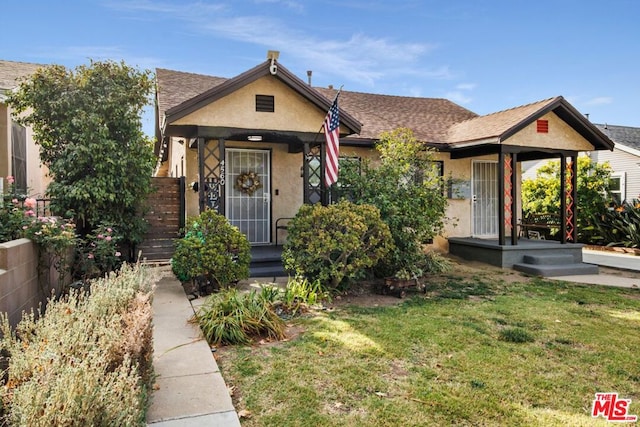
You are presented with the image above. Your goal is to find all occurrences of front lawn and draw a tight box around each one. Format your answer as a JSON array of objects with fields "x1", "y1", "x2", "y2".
[{"x1": 216, "y1": 269, "x2": 640, "y2": 426}]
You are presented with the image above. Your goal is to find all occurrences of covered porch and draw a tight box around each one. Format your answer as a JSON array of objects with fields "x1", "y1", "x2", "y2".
[{"x1": 443, "y1": 97, "x2": 614, "y2": 275}]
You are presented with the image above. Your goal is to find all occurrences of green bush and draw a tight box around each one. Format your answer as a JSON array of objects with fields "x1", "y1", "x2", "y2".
[
  {"x1": 337, "y1": 128, "x2": 449, "y2": 277},
  {"x1": 283, "y1": 200, "x2": 393, "y2": 289},
  {"x1": 0, "y1": 264, "x2": 155, "y2": 426},
  {"x1": 194, "y1": 288, "x2": 286, "y2": 346},
  {"x1": 172, "y1": 210, "x2": 250, "y2": 289}
]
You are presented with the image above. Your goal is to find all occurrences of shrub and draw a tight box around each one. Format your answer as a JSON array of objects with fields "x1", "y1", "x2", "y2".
[
  {"x1": 172, "y1": 210, "x2": 250, "y2": 289},
  {"x1": 75, "y1": 223, "x2": 124, "y2": 280},
  {"x1": 423, "y1": 251, "x2": 453, "y2": 274},
  {"x1": 0, "y1": 264, "x2": 155, "y2": 426},
  {"x1": 280, "y1": 276, "x2": 329, "y2": 315},
  {"x1": 194, "y1": 288, "x2": 286, "y2": 346},
  {"x1": 0, "y1": 176, "x2": 31, "y2": 243},
  {"x1": 337, "y1": 128, "x2": 449, "y2": 277},
  {"x1": 283, "y1": 200, "x2": 393, "y2": 289}
]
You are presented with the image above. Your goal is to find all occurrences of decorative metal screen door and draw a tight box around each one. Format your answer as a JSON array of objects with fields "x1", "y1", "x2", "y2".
[
  {"x1": 225, "y1": 149, "x2": 271, "y2": 244},
  {"x1": 472, "y1": 161, "x2": 499, "y2": 237}
]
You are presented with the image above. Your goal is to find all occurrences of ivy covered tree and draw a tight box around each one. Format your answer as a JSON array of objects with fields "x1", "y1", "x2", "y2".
[
  {"x1": 522, "y1": 156, "x2": 613, "y2": 243},
  {"x1": 337, "y1": 128, "x2": 448, "y2": 277},
  {"x1": 8, "y1": 60, "x2": 156, "y2": 255}
]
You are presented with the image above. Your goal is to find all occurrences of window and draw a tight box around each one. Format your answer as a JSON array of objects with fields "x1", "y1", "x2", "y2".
[
  {"x1": 609, "y1": 172, "x2": 626, "y2": 205},
  {"x1": 11, "y1": 122, "x2": 27, "y2": 193},
  {"x1": 255, "y1": 95, "x2": 275, "y2": 112}
]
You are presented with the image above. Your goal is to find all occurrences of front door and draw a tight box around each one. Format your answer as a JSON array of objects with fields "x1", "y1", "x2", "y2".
[
  {"x1": 472, "y1": 160, "x2": 498, "y2": 237},
  {"x1": 225, "y1": 149, "x2": 271, "y2": 244}
]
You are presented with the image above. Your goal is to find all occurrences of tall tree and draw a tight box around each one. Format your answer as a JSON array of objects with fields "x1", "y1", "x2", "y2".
[{"x1": 8, "y1": 60, "x2": 155, "y2": 251}]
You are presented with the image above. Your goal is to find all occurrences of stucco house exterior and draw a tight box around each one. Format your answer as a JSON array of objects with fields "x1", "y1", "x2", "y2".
[
  {"x1": 154, "y1": 54, "x2": 614, "y2": 272},
  {"x1": 0, "y1": 60, "x2": 50, "y2": 197}
]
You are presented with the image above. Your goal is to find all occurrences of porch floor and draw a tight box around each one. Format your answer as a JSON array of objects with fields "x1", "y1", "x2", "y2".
[{"x1": 448, "y1": 237, "x2": 598, "y2": 276}]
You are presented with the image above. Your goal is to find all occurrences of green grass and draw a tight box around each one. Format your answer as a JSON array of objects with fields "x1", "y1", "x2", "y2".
[{"x1": 217, "y1": 274, "x2": 640, "y2": 426}]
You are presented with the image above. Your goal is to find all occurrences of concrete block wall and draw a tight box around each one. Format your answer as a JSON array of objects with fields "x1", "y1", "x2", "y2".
[{"x1": 0, "y1": 238, "x2": 46, "y2": 328}]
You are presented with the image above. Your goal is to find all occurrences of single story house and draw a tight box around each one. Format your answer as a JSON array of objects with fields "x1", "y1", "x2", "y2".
[
  {"x1": 0, "y1": 60, "x2": 50, "y2": 197},
  {"x1": 154, "y1": 52, "x2": 614, "y2": 273}
]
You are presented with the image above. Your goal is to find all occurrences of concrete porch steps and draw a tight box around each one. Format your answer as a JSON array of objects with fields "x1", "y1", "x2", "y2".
[
  {"x1": 513, "y1": 254, "x2": 599, "y2": 277},
  {"x1": 249, "y1": 246, "x2": 286, "y2": 278}
]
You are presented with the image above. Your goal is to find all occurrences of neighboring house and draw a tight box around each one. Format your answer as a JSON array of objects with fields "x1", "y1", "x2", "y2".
[
  {"x1": 592, "y1": 124, "x2": 640, "y2": 204},
  {"x1": 154, "y1": 53, "x2": 614, "y2": 267},
  {"x1": 0, "y1": 60, "x2": 49, "y2": 197}
]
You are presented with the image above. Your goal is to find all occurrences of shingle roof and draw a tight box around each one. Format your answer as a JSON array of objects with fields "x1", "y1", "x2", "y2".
[
  {"x1": 156, "y1": 67, "x2": 477, "y2": 143},
  {"x1": 314, "y1": 88, "x2": 477, "y2": 142},
  {"x1": 446, "y1": 97, "x2": 561, "y2": 143},
  {"x1": 155, "y1": 68, "x2": 227, "y2": 122},
  {"x1": 595, "y1": 124, "x2": 640, "y2": 151},
  {"x1": 0, "y1": 60, "x2": 45, "y2": 92},
  {"x1": 154, "y1": 65, "x2": 613, "y2": 151}
]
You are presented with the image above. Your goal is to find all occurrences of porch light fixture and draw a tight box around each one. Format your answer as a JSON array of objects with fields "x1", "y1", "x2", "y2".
[{"x1": 247, "y1": 135, "x2": 263, "y2": 142}]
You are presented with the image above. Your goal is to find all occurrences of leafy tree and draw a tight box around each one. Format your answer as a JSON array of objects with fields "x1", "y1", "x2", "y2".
[
  {"x1": 522, "y1": 156, "x2": 613, "y2": 243},
  {"x1": 337, "y1": 128, "x2": 448, "y2": 277},
  {"x1": 7, "y1": 60, "x2": 155, "y2": 253}
]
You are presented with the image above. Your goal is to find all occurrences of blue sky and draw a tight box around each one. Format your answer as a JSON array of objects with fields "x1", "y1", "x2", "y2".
[{"x1": 3, "y1": 0, "x2": 639, "y2": 136}]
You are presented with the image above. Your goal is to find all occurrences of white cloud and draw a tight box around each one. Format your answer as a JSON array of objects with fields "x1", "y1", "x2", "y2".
[
  {"x1": 456, "y1": 83, "x2": 476, "y2": 91},
  {"x1": 105, "y1": 0, "x2": 439, "y2": 87},
  {"x1": 584, "y1": 96, "x2": 613, "y2": 106},
  {"x1": 254, "y1": 0, "x2": 304, "y2": 13},
  {"x1": 445, "y1": 90, "x2": 472, "y2": 105}
]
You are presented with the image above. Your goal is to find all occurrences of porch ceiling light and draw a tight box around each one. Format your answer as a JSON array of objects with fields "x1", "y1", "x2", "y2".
[{"x1": 247, "y1": 135, "x2": 263, "y2": 141}]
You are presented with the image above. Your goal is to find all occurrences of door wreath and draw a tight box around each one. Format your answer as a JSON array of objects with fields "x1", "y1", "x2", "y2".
[{"x1": 235, "y1": 171, "x2": 262, "y2": 195}]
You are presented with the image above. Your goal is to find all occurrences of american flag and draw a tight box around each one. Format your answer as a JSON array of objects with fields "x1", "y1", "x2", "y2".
[{"x1": 324, "y1": 94, "x2": 340, "y2": 187}]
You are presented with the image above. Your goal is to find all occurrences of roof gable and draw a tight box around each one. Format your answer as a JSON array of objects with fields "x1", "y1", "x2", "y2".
[
  {"x1": 160, "y1": 60, "x2": 362, "y2": 135},
  {"x1": 446, "y1": 96, "x2": 614, "y2": 151}
]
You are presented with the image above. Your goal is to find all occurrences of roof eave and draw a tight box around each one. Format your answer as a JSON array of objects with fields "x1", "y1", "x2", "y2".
[{"x1": 499, "y1": 96, "x2": 615, "y2": 151}]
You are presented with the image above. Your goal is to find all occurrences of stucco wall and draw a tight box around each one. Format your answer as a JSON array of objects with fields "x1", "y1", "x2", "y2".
[
  {"x1": 505, "y1": 112, "x2": 594, "y2": 151},
  {"x1": 174, "y1": 76, "x2": 350, "y2": 134},
  {"x1": 0, "y1": 104, "x2": 50, "y2": 197},
  {"x1": 181, "y1": 140, "x2": 378, "y2": 242}
]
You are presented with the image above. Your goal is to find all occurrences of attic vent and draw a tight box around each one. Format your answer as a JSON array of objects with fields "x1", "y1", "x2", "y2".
[
  {"x1": 536, "y1": 119, "x2": 549, "y2": 133},
  {"x1": 256, "y1": 95, "x2": 275, "y2": 112}
]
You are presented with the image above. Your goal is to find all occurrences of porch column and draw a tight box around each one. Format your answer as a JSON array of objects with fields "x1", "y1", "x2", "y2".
[
  {"x1": 320, "y1": 141, "x2": 329, "y2": 206},
  {"x1": 198, "y1": 137, "x2": 225, "y2": 214},
  {"x1": 510, "y1": 153, "x2": 518, "y2": 246},
  {"x1": 197, "y1": 137, "x2": 205, "y2": 213},
  {"x1": 567, "y1": 155, "x2": 578, "y2": 243},
  {"x1": 560, "y1": 154, "x2": 567, "y2": 244},
  {"x1": 498, "y1": 152, "x2": 506, "y2": 245}
]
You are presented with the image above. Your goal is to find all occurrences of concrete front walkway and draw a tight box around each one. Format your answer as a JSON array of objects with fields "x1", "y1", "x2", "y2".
[{"x1": 147, "y1": 274, "x2": 240, "y2": 426}]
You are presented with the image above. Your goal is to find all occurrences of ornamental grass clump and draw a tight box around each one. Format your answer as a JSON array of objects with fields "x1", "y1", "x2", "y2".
[
  {"x1": 0, "y1": 264, "x2": 156, "y2": 426},
  {"x1": 194, "y1": 288, "x2": 286, "y2": 346}
]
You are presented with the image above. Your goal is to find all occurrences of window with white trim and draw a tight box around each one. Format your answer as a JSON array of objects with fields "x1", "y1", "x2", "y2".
[{"x1": 609, "y1": 172, "x2": 626, "y2": 205}]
